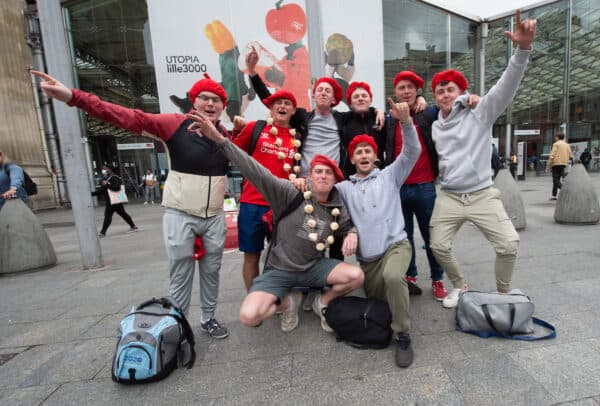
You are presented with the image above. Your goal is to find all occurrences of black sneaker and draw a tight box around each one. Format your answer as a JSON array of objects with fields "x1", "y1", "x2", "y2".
[
  {"x1": 98, "y1": 232, "x2": 106, "y2": 238},
  {"x1": 395, "y1": 333, "x2": 414, "y2": 368},
  {"x1": 405, "y1": 277, "x2": 422, "y2": 296},
  {"x1": 200, "y1": 318, "x2": 229, "y2": 339}
]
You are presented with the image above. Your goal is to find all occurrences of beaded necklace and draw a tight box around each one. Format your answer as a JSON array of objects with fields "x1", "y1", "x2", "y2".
[
  {"x1": 302, "y1": 190, "x2": 341, "y2": 252},
  {"x1": 266, "y1": 117, "x2": 302, "y2": 181}
]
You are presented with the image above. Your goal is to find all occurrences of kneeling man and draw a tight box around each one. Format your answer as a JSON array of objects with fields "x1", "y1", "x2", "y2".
[{"x1": 188, "y1": 111, "x2": 363, "y2": 333}]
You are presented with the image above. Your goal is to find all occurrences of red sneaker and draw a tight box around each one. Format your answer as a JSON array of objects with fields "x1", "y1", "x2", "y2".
[
  {"x1": 404, "y1": 276, "x2": 422, "y2": 295},
  {"x1": 432, "y1": 280, "x2": 448, "y2": 301}
]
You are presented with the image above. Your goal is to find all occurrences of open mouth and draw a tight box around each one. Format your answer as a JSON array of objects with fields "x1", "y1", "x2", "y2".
[{"x1": 276, "y1": 109, "x2": 288, "y2": 117}]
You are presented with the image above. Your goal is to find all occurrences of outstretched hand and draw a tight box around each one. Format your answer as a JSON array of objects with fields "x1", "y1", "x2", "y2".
[
  {"x1": 504, "y1": 9, "x2": 537, "y2": 50},
  {"x1": 387, "y1": 98, "x2": 411, "y2": 124},
  {"x1": 31, "y1": 70, "x2": 73, "y2": 103},
  {"x1": 245, "y1": 46, "x2": 259, "y2": 76},
  {"x1": 186, "y1": 112, "x2": 226, "y2": 144}
]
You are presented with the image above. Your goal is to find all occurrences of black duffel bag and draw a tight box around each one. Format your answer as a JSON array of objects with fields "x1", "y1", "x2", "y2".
[{"x1": 325, "y1": 296, "x2": 392, "y2": 349}]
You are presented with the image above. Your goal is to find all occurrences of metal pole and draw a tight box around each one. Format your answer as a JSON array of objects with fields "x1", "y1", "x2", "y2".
[
  {"x1": 306, "y1": 0, "x2": 325, "y2": 82},
  {"x1": 37, "y1": 0, "x2": 104, "y2": 269},
  {"x1": 505, "y1": 16, "x2": 514, "y2": 159},
  {"x1": 479, "y1": 23, "x2": 488, "y2": 95},
  {"x1": 561, "y1": 0, "x2": 573, "y2": 141}
]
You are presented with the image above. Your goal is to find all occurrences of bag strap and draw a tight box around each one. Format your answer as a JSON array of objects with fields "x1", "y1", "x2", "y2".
[
  {"x1": 463, "y1": 305, "x2": 556, "y2": 341},
  {"x1": 248, "y1": 120, "x2": 267, "y2": 156}
]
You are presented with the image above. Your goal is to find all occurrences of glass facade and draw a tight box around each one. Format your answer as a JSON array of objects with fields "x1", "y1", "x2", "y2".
[
  {"x1": 383, "y1": 0, "x2": 600, "y2": 171},
  {"x1": 60, "y1": 0, "x2": 600, "y2": 177},
  {"x1": 382, "y1": 0, "x2": 477, "y2": 103},
  {"x1": 64, "y1": 0, "x2": 162, "y2": 194}
]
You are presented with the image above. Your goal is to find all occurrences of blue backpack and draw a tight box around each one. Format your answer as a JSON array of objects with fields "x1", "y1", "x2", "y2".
[{"x1": 112, "y1": 297, "x2": 196, "y2": 384}]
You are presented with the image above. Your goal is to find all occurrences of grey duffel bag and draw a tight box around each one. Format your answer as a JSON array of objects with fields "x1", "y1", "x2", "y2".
[{"x1": 456, "y1": 290, "x2": 556, "y2": 340}]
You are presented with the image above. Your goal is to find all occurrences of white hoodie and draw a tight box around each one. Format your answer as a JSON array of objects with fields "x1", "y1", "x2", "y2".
[{"x1": 433, "y1": 48, "x2": 531, "y2": 193}]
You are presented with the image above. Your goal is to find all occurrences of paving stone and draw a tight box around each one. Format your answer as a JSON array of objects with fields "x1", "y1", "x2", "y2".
[
  {"x1": 0, "y1": 316, "x2": 101, "y2": 348},
  {"x1": 0, "y1": 306, "x2": 66, "y2": 326},
  {"x1": 510, "y1": 341, "x2": 600, "y2": 402},
  {"x1": 0, "y1": 338, "x2": 114, "y2": 390},
  {"x1": 554, "y1": 398, "x2": 600, "y2": 406},
  {"x1": 0, "y1": 384, "x2": 58, "y2": 406},
  {"x1": 550, "y1": 311, "x2": 600, "y2": 343},
  {"x1": 443, "y1": 354, "x2": 557, "y2": 405},
  {"x1": 202, "y1": 315, "x2": 338, "y2": 364},
  {"x1": 208, "y1": 365, "x2": 464, "y2": 405}
]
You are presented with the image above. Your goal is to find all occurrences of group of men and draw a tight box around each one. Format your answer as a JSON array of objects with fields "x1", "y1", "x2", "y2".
[{"x1": 33, "y1": 10, "x2": 537, "y2": 369}]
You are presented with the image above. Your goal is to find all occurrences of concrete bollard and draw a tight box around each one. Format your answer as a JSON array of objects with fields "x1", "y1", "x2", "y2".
[
  {"x1": 0, "y1": 199, "x2": 57, "y2": 274},
  {"x1": 554, "y1": 163, "x2": 600, "y2": 224},
  {"x1": 493, "y1": 168, "x2": 527, "y2": 230}
]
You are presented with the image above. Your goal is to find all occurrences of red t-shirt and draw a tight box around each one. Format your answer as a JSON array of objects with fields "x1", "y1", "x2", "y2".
[
  {"x1": 394, "y1": 118, "x2": 435, "y2": 184},
  {"x1": 234, "y1": 122, "x2": 297, "y2": 206}
]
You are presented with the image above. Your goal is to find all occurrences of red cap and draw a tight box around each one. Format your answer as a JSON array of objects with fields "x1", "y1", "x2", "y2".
[
  {"x1": 348, "y1": 135, "x2": 378, "y2": 158},
  {"x1": 262, "y1": 89, "x2": 297, "y2": 108},
  {"x1": 310, "y1": 154, "x2": 344, "y2": 182},
  {"x1": 312, "y1": 77, "x2": 343, "y2": 107},
  {"x1": 431, "y1": 69, "x2": 468, "y2": 92},
  {"x1": 188, "y1": 73, "x2": 227, "y2": 105},
  {"x1": 346, "y1": 81, "x2": 373, "y2": 105},
  {"x1": 393, "y1": 71, "x2": 424, "y2": 89}
]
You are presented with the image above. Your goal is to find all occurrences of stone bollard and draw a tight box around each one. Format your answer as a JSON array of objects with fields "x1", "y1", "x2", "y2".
[
  {"x1": 0, "y1": 199, "x2": 57, "y2": 274},
  {"x1": 493, "y1": 168, "x2": 527, "y2": 230},
  {"x1": 555, "y1": 163, "x2": 600, "y2": 224}
]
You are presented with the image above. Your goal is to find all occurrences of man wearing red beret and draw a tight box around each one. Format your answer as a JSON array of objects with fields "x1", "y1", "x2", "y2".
[
  {"x1": 385, "y1": 70, "x2": 447, "y2": 301},
  {"x1": 188, "y1": 112, "x2": 363, "y2": 335},
  {"x1": 33, "y1": 71, "x2": 232, "y2": 339},
  {"x1": 335, "y1": 100, "x2": 421, "y2": 368},
  {"x1": 231, "y1": 90, "x2": 303, "y2": 331},
  {"x1": 428, "y1": 10, "x2": 537, "y2": 308}
]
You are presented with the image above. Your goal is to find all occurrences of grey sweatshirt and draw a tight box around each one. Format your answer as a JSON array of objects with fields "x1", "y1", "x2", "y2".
[
  {"x1": 219, "y1": 140, "x2": 353, "y2": 272},
  {"x1": 433, "y1": 48, "x2": 531, "y2": 193},
  {"x1": 335, "y1": 122, "x2": 421, "y2": 263}
]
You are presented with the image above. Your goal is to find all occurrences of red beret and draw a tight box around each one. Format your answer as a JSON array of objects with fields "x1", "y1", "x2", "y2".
[
  {"x1": 393, "y1": 71, "x2": 424, "y2": 89},
  {"x1": 310, "y1": 154, "x2": 344, "y2": 183},
  {"x1": 262, "y1": 90, "x2": 297, "y2": 109},
  {"x1": 189, "y1": 73, "x2": 227, "y2": 105},
  {"x1": 346, "y1": 81, "x2": 373, "y2": 105},
  {"x1": 431, "y1": 69, "x2": 468, "y2": 92},
  {"x1": 312, "y1": 77, "x2": 343, "y2": 107},
  {"x1": 348, "y1": 135, "x2": 378, "y2": 158}
]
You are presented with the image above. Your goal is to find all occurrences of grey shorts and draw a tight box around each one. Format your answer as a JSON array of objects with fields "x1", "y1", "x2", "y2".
[{"x1": 250, "y1": 258, "x2": 341, "y2": 301}]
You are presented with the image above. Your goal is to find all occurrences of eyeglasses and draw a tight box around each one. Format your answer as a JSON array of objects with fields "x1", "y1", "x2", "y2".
[{"x1": 196, "y1": 94, "x2": 223, "y2": 104}]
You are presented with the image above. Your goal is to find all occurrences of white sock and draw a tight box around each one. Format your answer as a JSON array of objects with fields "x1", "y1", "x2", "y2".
[
  {"x1": 287, "y1": 294, "x2": 295, "y2": 309},
  {"x1": 317, "y1": 295, "x2": 325, "y2": 309}
]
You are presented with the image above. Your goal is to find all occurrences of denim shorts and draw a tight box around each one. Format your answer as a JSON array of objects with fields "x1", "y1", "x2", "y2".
[
  {"x1": 238, "y1": 202, "x2": 271, "y2": 253},
  {"x1": 249, "y1": 258, "x2": 341, "y2": 301}
]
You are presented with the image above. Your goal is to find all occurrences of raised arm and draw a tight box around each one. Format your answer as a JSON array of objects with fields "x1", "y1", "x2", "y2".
[
  {"x1": 246, "y1": 48, "x2": 272, "y2": 102},
  {"x1": 387, "y1": 98, "x2": 421, "y2": 186},
  {"x1": 186, "y1": 112, "x2": 298, "y2": 213},
  {"x1": 32, "y1": 70, "x2": 182, "y2": 141},
  {"x1": 474, "y1": 10, "x2": 537, "y2": 125}
]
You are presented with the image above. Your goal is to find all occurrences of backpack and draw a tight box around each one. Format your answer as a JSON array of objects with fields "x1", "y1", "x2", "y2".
[
  {"x1": 112, "y1": 297, "x2": 196, "y2": 384},
  {"x1": 4, "y1": 165, "x2": 38, "y2": 196},
  {"x1": 325, "y1": 296, "x2": 393, "y2": 349}
]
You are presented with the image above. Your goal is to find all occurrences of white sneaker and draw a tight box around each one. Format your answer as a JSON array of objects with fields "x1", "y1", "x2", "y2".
[
  {"x1": 143, "y1": 201, "x2": 148, "y2": 205},
  {"x1": 280, "y1": 291, "x2": 302, "y2": 332},
  {"x1": 442, "y1": 286, "x2": 467, "y2": 308},
  {"x1": 151, "y1": 201, "x2": 155, "y2": 204},
  {"x1": 312, "y1": 294, "x2": 334, "y2": 333}
]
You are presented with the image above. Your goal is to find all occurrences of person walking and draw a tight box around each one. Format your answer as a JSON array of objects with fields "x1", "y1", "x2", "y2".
[
  {"x1": 545, "y1": 133, "x2": 573, "y2": 200},
  {"x1": 92, "y1": 164, "x2": 138, "y2": 237}
]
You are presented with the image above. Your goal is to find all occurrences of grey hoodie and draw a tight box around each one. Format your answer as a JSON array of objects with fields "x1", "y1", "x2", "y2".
[
  {"x1": 335, "y1": 122, "x2": 421, "y2": 263},
  {"x1": 219, "y1": 140, "x2": 353, "y2": 272},
  {"x1": 433, "y1": 48, "x2": 531, "y2": 193}
]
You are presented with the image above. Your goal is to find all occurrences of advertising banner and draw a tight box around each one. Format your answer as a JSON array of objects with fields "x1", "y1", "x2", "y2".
[{"x1": 147, "y1": 0, "x2": 385, "y2": 123}]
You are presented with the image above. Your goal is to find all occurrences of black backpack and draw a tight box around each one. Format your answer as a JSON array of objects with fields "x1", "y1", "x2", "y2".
[
  {"x1": 325, "y1": 296, "x2": 393, "y2": 349},
  {"x1": 4, "y1": 164, "x2": 38, "y2": 196}
]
